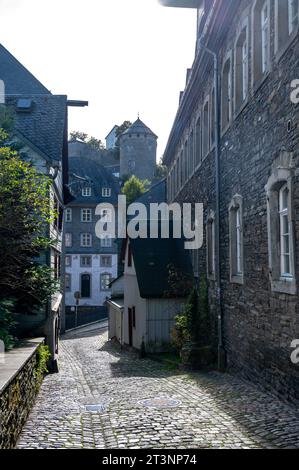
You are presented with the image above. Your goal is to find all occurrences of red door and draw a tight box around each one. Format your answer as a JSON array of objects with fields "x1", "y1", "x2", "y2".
[{"x1": 128, "y1": 308, "x2": 133, "y2": 347}]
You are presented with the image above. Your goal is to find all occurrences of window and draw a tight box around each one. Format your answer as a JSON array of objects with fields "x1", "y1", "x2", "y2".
[
  {"x1": 207, "y1": 212, "x2": 216, "y2": 280},
  {"x1": 229, "y1": 195, "x2": 244, "y2": 284},
  {"x1": 102, "y1": 187, "x2": 111, "y2": 197},
  {"x1": 101, "y1": 273, "x2": 112, "y2": 291},
  {"x1": 189, "y1": 130, "x2": 194, "y2": 175},
  {"x1": 252, "y1": 0, "x2": 270, "y2": 84},
  {"x1": 289, "y1": 0, "x2": 298, "y2": 34},
  {"x1": 261, "y1": 2, "x2": 269, "y2": 73},
  {"x1": 80, "y1": 255, "x2": 92, "y2": 267},
  {"x1": 53, "y1": 251, "x2": 61, "y2": 280},
  {"x1": 82, "y1": 187, "x2": 91, "y2": 197},
  {"x1": 195, "y1": 115, "x2": 202, "y2": 166},
  {"x1": 81, "y1": 274, "x2": 91, "y2": 298},
  {"x1": 65, "y1": 208, "x2": 72, "y2": 223},
  {"x1": 275, "y1": 0, "x2": 299, "y2": 52},
  {"x1": 65, "y1": 273, "x2": 71, "y2": 291},
  {"x1": 81, "y1": 233, "x2": 92, "y2": 247},
  {"x1": 81, "y1": 208, "x2": 92, "y2": 222},
  {"x1": 101, "y1": 255, "x2": 112, "y2": 267},
  {"x1": 203, "y1": 100, "x2": 209, "y2": 156},
  {"x1": 222, "y1": 57, "x2": 232, "y2": 130},
  {"x1": 128, "y1": 160, "x2": 136, "y2": 171},
  {"x1": 101, "y1": 236, "x2": 112, "y2": 248},
  {"x1": 265, "y1": 160, "x2": 296, "y2": 294},
  {"x1": 279, "y1": 185, "x2": 293, "y2": 278},
  {"x1": 65, "y1": 255, "x2": 72, "y2": 267},
  {"x1": 65, "y1": 233, "x2": 72, "y2": 247},
  {"x1": 235, "y1": 24, "x2": 249, "y2": 110}
]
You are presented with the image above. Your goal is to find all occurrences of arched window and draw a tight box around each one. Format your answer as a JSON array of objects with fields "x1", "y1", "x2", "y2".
[
  {"x1": 235, "y1": 22, "x2": 249, "y2": 110},
  {"x1": 221, "y1": 56, "x2": 232, "y2": 130},
  {"x1": 252, "y1": 0, "x2": 270, "y2": 85},
  {"x1": 229, "y1": 195, "x2": 244, "y2": 284},
  {"x1": 195, "y1": 115, "x2": 202, "y2": 166}
]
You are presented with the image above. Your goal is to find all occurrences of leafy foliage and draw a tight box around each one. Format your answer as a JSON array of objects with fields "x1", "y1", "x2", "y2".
[
  {"x1": 121, "y1": 175, "x2": 149, "y2": 204},
  {"x1": 34, "y1": 344, "x2": 51, "y2": 390},
  {"x1": 0, "y1": 127, "x2": 59, "y2": 312},
  {"x1": 69, "y1": 131, "x2": 105, "y2": 150},
  {"x1": 0, "y1": 299, "x2": 17, "y2": 350}
]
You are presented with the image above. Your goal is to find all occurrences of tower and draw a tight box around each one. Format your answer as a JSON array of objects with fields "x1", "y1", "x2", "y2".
[{"x1": 119, "y1": 118, "x2": 158, "y2": 181}]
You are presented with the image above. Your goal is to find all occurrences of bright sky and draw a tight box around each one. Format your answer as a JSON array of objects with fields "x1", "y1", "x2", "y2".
[{"x1": 1, "y1": 0, "x2": 197, "y2": 159}]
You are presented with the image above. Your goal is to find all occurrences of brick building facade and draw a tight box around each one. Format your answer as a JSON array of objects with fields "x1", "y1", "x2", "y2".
[{"x1": 162, "y1": 0, "x2": 299, "y2": 401}]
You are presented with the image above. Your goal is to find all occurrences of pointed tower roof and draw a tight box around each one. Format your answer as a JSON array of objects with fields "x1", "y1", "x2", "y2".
[{"x1": 122, "y1": 118, "x2": 157, "y2": 139}]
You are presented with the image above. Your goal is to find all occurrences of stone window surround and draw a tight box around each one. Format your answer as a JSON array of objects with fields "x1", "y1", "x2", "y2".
[
  {"x1": 274, "y1": 0, "x2": 299, "y2": 61},
  {"x1": 65, "y1": 255, "x2": 72, "y2": 267},
  {"x1": 101, "y1": 255, "x2": 112, "y2": 268},
  {"x1": 265, "y1": 163, "x2": 296, "y2": 295},
  {"x1": 251, "y1": 0, "x2": 272, "y2": 91},
  {"x1": 80, "y1": 255, "x2": 92, "y2": 268},
  {"x1": 234, "y1": 15, "x2": 250, "y2": 115},
  {"x1": 65, "y1": 232, "x2": 72, "y2": 248},
  {"x1": 81, "y1": 208, "x2": 92, "y2": 223},
  {"x1": 202, "y1": 96, "x2": 210, "y2": 159},
  {"x1": 80, "y1": 233, "x2": 92, "y2": 248},
  {"x1": 229, "y1": 194, "x2": 244, "y2": 285},
  {"x1": 206, "y1": 210, "x2": 216, "y2": 281},
  {"x1": 221, "y1": 50, "x2": 233, "y2": 136}
]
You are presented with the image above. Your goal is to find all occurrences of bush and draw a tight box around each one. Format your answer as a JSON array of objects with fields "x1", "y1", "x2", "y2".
[
  {"x1": 0, "y1": 299, "x2": 17, "y2": 350},
  {"x1": 34, "y1": 344, "x2": 51, "y2": 390},
  {"x1": 171, "y1": 312, "x2": 190, "y2": 353}
]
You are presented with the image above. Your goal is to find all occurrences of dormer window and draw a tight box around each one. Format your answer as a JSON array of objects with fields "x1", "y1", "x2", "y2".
[
  {"x1": 102, "y1": 187, "x2": 111, "y2": 197},
  {"x1": 82, "y1": 187, "x2": 91, "y2": 197}
]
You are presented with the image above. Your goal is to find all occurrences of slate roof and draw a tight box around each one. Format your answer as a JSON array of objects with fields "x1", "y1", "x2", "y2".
[
  {"x1": 68, "y1": 157, "x2": 120, "y2": 205},
  {"x1": 0, "y1": 44, "x2": 50, "y2": 96},
  {"x1": 129, "y1": 227, "x2": 193, "y2": 299},
  {"x1": 6, "y1": 95, "x2": 67, "y2": 162},
  {"x1": 121, "y1": 118, "x2": 157, "y2": 138}
]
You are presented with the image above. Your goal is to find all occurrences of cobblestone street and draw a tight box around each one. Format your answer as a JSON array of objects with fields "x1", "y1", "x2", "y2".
[{"x1": 17, "y1": 325, "x2": 299, "y2": 449}]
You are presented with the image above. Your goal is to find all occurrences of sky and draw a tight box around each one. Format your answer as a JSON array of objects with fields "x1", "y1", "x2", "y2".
[{"x1": 1, "y1": 0, "x2": 197, "y2": 160}]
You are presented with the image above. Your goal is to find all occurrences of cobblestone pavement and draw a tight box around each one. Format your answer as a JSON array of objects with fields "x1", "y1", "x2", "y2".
[{"x1": 17, "y1": 326, "x2": 299, "y2": 449}]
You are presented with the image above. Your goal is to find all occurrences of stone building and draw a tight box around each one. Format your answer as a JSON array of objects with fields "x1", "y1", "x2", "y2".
[
  {"x1": 161, "y1": 1, "x2": 299, "y2": 401},
  {"x1": 63, "y1": 149, "x2": 120, "y2": 329},
  {"x1": 119, "y1": 118, "x2": 158, "y2": 181}
]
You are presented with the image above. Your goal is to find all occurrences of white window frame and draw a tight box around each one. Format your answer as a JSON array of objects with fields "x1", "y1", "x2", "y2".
[
  {"x1": 82, "y1": 187, "x2": 91, "y2": 197},
  {"x1": 80, "y1": 255, "x2": 92, "y2": 267},
  {"x1": 229, "y1": 195, "x2": 244, "y2": 284},
  {"x1": 65, "y1": 273, "x2": 71, "y2": 291},
  {"x1": 81, "y1": 208, "x2": 92, "y2": 223},
  {"x1": 101, "y1": 236, "x2": 112, "y2": 248},
  {"x1": 65, "y1": 233, "x2": 72, "y2": 247},
  {"x1": 65, "y1": 208, "x2": 72, "y2": 223},
  {"x1": 261, "y1": 2, "x2": 270, "y2": 73},
  {"x1": 80, "y1": 233, "x2": 92, "y2": 247},
  {"x1": 102, "y1": 187, "x2": 111, "y2": 198},
  {"x1": 288, "y1": 0, "x2": 299, "y2": 34},
  {"x1": 279, "y1": 184, "x2": 293, "y2": 278},
  {"x1": 100, "y1": 255, "x2": 112, "y2": 267},
  {"x1": 65, "y1": 255, "x2": 72, "y2": 267}
]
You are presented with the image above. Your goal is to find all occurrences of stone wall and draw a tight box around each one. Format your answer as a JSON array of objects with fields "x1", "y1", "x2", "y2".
[
  {"x1": 0, "y1": 338, "x2": 44, "y2": 449},
  {"x1": 167, "y1": 0, "x2": 299, "y2": 402}
]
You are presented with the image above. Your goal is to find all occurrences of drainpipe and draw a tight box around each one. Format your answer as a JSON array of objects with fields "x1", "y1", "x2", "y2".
[{"x1": 198, "y1": 40, "x2": 226, "y2": 372}]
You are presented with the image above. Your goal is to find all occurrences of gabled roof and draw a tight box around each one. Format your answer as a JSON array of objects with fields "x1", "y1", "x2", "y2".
[
  {"x1": 6, "y1": 95, "x2": 67, "y2": 162},
  {"x1": 0, "y1": 44, "x2": 50, "y2": 96},
  {"x1": 129, "y1": 230, "x2": 193, "y2": 299},
  {"x1": 105, "y1": 125, "x2": 118, "y2": 139},
  {"x1": 68, "y1": 157, "x2": 120, "y2": 205},
  {"x1": 121, "y1": 118, "x2": 157, "y2": 139}
]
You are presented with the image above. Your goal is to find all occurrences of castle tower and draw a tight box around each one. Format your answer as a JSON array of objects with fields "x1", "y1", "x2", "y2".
[{"x1": 119, "y1": 118, "x2": 157, "y2": 181}]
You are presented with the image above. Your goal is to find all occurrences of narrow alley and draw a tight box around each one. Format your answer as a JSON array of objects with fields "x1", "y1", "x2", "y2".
[{"x1": 17, "y1": 324, "x2": 299, "y2": 449}]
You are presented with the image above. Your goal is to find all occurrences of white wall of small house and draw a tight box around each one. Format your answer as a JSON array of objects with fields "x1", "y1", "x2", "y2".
[
  {"x1": 108, "y1": 304, "x2": 123, "y2": 343},
  {"x1": 65, "y1": 254, "x2": 118, "y2": 307}
]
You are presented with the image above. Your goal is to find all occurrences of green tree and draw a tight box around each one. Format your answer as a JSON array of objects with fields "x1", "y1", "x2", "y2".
[
  {"x1": 70, "y1": 131, "x2": 105, "y2": 150},
  {"x1": 0, "y1": 128, "x2": 58, "y2": 313},
  {"x1": 115, "y1": 121, "x2": 132, "y2": 147},
  {"x1": 121, "y1": 175, "x2": 149, "y2": 205}
]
